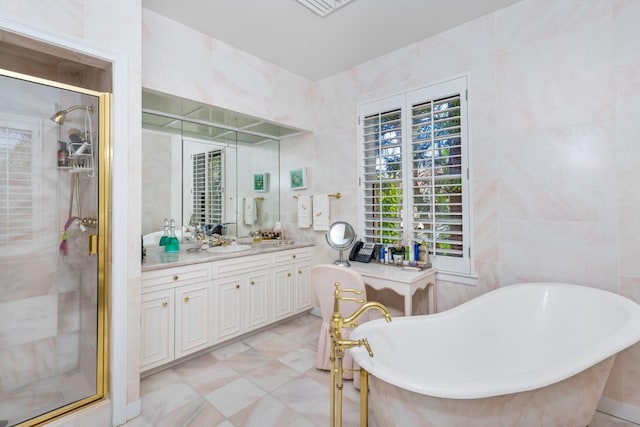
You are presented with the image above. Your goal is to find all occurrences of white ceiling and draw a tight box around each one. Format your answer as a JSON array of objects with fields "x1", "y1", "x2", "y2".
[{"x1": 142, "y1": 0, "x2": 522, "y2": 82}]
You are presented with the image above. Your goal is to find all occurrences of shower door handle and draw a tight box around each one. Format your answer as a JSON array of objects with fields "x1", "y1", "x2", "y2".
[{"x1": 89, "y1": 234, "x2": 98, "y2": 255}]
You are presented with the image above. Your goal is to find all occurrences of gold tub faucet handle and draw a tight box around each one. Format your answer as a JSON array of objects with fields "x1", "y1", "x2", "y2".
[{"x1": 360, "y1": 337, "x2": 373, "y2": 357}]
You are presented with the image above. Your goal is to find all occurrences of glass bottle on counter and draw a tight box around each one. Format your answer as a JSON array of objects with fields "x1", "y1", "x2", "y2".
[
  {"x1": 165, "y1": 219, "x2": 180, "y2": 253},
  {"x1": 159, "y1": 218, "x2": 169, "y2": 246}
]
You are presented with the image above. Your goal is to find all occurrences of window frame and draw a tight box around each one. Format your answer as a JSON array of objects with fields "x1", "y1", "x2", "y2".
[{"x1": 357, "y1": 77, "x2": 472, "y2": 275}]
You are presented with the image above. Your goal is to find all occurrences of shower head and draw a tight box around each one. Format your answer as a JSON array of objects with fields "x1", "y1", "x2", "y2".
[{"x1": 51, "y1": 104, "x2": 94, "y2": 125}]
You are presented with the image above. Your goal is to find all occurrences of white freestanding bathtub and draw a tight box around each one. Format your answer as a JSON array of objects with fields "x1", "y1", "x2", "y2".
[{"x1": 349, "y1": 283, "x2": 640, "y2": 427}]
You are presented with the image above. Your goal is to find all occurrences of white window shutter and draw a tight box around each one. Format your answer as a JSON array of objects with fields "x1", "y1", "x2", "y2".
[
  {"x1": 359, "y1": 94, "x2": 405, "y2": 245},
  {"x1": 207, "y1": 150, "x2": 223, "y2": 224},
  {"x1": 192, "y1": 149, "x2": 223, "y2": 225},
  {"x1": 359, "y1": 77, "x2": 471, "y2": 274}
]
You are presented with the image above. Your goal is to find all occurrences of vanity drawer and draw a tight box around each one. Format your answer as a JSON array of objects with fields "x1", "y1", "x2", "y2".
[
  {"x1": 212, "y1": 253, "x2": 270, "y2": 277},
  {"x1": 271, "y1": 248, "x2": 312, "y2": 266},
  {"x1": 142, "y1": 263, "x2": 211, "y2": 291}
]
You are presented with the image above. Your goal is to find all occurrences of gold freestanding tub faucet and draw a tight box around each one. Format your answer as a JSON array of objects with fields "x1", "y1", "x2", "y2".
[{"x1": 328, "y1": 282, "x2": 392, "y2": 427}]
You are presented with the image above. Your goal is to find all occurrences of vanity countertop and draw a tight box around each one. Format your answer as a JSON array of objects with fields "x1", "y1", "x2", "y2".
[{"x1": 142, "y1": 240, "x2": 315, "y2": 272}]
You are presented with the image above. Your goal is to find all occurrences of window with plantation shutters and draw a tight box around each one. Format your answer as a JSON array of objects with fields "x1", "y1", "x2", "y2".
[
  {"x1": 192, "y1": 149, "x2": 223, "y2": 226},
  {"x1": 358, "y1": 77, "x2": 471, "y2": 274}
]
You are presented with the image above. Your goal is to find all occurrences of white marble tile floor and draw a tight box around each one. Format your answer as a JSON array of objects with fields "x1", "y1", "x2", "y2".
[{"x1": 124, "y1": 314, "x2": 638, "y2": 427}]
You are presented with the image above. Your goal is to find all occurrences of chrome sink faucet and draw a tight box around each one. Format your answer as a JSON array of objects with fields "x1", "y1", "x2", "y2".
[{"x1": 193, "y1": 224, "x2": 206, "y2": 242}]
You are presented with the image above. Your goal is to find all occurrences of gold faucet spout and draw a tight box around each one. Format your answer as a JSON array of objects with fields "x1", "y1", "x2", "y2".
[{"x1": 342, "y1": 301, "x2": 392, "y2": 327}]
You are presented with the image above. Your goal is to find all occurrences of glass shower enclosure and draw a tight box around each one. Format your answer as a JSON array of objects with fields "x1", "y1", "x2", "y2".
[{"x1": 0, "y1": 70, "x2": 109, "y2": 426}]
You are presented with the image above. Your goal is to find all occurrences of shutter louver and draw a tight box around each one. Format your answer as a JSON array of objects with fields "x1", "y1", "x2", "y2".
[
  {"x1": 362, "y1": 108, "x2": 403, "y2": 244},
  {"x1": 411, "y1": 95, "x2": 464, "y2": 258}
]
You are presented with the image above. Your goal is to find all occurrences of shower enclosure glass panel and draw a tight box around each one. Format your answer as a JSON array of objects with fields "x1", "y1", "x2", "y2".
[{"x1": 0, "y1": 71, "x2": 108, "y2": 426}]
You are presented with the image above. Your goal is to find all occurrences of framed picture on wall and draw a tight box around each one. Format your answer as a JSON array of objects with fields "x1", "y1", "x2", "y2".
[
  {"x1": 253, "y1": 172, "x2": 269, "y2": 192},
  {"x1": 289, "y1": 167, "x2": 307, "y2": 190}
]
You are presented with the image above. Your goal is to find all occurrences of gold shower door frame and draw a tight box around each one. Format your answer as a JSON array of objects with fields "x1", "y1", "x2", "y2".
[{"x1": 1, "y1": 69, "x2": 111, "y2": 427}]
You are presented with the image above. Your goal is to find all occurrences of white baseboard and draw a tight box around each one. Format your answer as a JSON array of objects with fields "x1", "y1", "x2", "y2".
[
  {"x1": 126, "y1": 400, "x2": 141, "y2": 422},
  {"x1": 598, "y1": 397, "x2": 640, "y2": 424},
  {"x1": 310, "y1": 306, "x2": 321, "y2": 317}
]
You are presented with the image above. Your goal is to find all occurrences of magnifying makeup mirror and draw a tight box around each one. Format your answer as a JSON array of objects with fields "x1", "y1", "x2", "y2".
[{"x1": 325, "y1": 221, "x2": 356, "y2": 267}]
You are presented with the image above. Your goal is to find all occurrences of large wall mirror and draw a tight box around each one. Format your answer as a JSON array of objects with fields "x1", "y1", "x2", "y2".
[
  {"x1": 141, "y1": 111, "x2": 281, "y2": 244},
  {"x1": 141, "y1": 89, "x2": 306, "y2": 245}
]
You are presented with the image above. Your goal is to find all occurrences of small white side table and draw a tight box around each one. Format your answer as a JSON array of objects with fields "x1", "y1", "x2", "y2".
[{"x1": 350, "y1": 262, "x2": 437, "y2": 316}]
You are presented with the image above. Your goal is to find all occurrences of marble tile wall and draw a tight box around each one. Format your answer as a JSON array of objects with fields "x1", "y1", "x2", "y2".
[
  {"x1": 141, "y1": 9, "x2": 317, "y2": 134},
  {"x1": 305, "y1": 0, "x2": 640, "y2": 410}
]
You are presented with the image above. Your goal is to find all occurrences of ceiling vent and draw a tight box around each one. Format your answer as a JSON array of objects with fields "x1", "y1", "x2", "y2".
[{"x1": 295, "y1": 0, "x2": 355, "y2": 17}]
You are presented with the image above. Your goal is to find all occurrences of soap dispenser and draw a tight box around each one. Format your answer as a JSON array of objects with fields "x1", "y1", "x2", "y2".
[
  {"x1": 165, "y1": 219, "x2": 180, "y2": 253},
  {"x1": 159, "y1": 218, "x2": 169, "y2": 246}
]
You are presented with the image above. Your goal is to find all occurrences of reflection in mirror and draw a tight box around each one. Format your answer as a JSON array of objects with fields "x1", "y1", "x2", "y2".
[
  {"x1": 141, "y1": 112, "x2": 280, "y2": 245},
  {"x1": 325, "y1": 221, "x2": 356, "y2": 266},
  {"x1": 182, "y1": 138, "x2": 235, "y2": 237},
  {"x1": 236, "y1": 139, "x2": 280, "y2": 238},
  {"x1": 141, "y1": 128, "x2": 181, "y2": 245}
]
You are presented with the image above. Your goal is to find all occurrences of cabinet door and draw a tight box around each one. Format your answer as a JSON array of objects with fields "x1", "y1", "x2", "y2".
[
  {"x1": 295, "y1": 263, "x2": 312, "y2": 312},
  {"x1": 216, "y1": 277, "x2": 242, "y2": 340},
  {"x1": 272, "y1": 266, "x2": 294, "y2": 321},
  {"x1": 245, "y1": 270, "x2": 270, "y2": 331},
  {"x1": 141, "y1": 289, "x2": 174, "y2": 371},
  {"x1": 175, "y1": 282, "x2": 210, "y2": 359}
]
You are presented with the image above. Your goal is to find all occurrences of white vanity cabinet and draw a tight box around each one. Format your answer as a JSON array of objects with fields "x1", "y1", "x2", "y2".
[
  {"x1": 140, "y1": 245, "x2": 315, "y2": 373},
  {"x1": 271, "y1": 248, "x2": 313, "y2": 321},
  {"x1": 212, "y1": 254, "x2": 271, "y2": 341},
  {"x1": 140, "y1": 288, "x2": 174, "y2": 370},
  {"x1": 174, "y1": 282, "x2": 211, "y2": 358},
  {"x1": 140, "y1": 263, "x2": 213, "y2": 372}
]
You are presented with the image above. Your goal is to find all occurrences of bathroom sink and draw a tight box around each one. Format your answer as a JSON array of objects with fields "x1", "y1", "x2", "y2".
[{"x1": 206, "y1": 244, "x2": 252, "y2": 253}]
